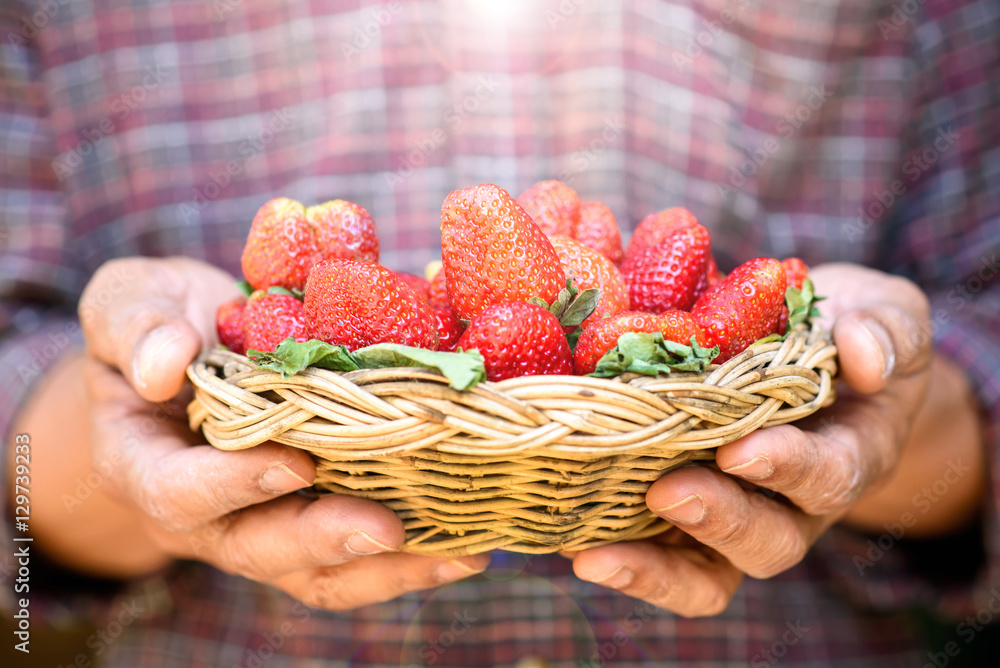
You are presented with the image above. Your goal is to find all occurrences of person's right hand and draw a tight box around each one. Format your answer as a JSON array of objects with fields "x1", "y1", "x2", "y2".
[{"x1": 79, "y1": 257, "x2": 489, "y2": 610}]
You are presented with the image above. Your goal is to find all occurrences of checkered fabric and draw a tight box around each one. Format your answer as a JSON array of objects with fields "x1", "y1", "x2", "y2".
[{"x1": 1, "y1": 0, "x2": 998, "y2": 665}]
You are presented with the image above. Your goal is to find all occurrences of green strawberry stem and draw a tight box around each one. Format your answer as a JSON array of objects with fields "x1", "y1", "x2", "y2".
[
  {"x1": 529, "y1": 278, "x2": 601, "y2": 328},
  {"x1": 589, "y1": 333, "x2": 719, "y2": 378},
  {"x1": 749, "y1": 278, "x2": 825, "y2": 348}
]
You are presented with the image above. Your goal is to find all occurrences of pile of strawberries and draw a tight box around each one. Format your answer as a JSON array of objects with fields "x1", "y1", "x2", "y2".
[{"x1": 217, "y1": 181, "x2": 811, "y2": 382}]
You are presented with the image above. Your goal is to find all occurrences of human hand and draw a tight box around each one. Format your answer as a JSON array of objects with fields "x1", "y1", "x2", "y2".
[
  {"x1": 570, "y1": 263, "x2": 941, "y2": 616},
  {"x1": 79, "y1": 257, "x2": 488, "y2": 609}
]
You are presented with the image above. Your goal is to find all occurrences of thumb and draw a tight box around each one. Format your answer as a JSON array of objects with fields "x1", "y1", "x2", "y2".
[
  {"x1": 832, "y1": 303, "x2": 931, "y2": 395},
  {"x1": 80, "y1": 257, "x2": 239, "y2": 403}
]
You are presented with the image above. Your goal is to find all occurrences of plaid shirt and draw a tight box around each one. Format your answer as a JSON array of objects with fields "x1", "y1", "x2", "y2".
[{"x1": 2, "y1": 0, "x2": 999, "y2": 665}]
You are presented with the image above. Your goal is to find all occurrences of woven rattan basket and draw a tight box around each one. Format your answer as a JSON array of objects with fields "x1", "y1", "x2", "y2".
[{"x1": 186, "y1": 321, "x2": 836, "y2": 557}]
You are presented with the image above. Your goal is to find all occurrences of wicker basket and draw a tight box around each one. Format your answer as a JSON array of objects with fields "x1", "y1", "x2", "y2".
[{"x1": 186, "y1": 322, "x2": 837, "y2": 557}]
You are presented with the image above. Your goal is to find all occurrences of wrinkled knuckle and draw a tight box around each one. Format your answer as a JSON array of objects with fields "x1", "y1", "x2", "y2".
[
  {"x1": 704, "y1": 517, "x2": 751, "y2": 549},
  {"x1": 686, "y1": 586, "x2": 731, "y2": 618},
  {"x1": 299, "y1": 573, "x2": 347, "y2": 611},
  {"x1": 217, "y1": 535, "x2": 271, "y2": 582},
  {"x1": 747, "y1": 532, "x2": 809, "y2": 579},
  {"x1": 135, "y1": 469, "x2": 197, "y2": 533}
]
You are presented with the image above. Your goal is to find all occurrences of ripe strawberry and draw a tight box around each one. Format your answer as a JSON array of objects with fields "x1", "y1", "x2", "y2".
[
  {"x1": 241, "y1": 197, "x2": 379, "y2": 291},
  {"x1": 620, "y1": 223, "x2": 712, "y2": 313},
  {"x1": 574, "y1": 201, "x2": 624, "y2": 264},
  {"x1": 455, "y1": 302, "x2": 573, "y2": 381},
  {"x1": 441, "y1": 184, "x2": 564, "y2": 320},
  {"x1": 624, "y1": 207, "x2": 700, "y2": 264},
  {"x1": 243, "y1": 291, "x2": 309, "y2": 353},
  {"x1": 660, "y1": 309, "x2": 711, "y2": 347},
  {"x1": 782, "y1": 257, "x2": 808, "y2": 290},
  {"x1": 428, "y1": 265, "x2": 451, "y2": 309},
  {"x1": 516, "y1": 180, "x2": 579, "y2": 237},
  {"x1": 549, "y1": 235, "x2": 629, "y2": 329},
  {"x1": 216, "y1": 297, "x2": 247, "y2": 354},
  {"x1": 572, "y1": 311, "x2": 666, "y2": 375},
  {"x1": 305, "y1": 260, "x2": 438, "y2": 350},
  {"x1": 433, "y1": 306, "x2": 465, "y2": 352},
  {"x1": 397, "y1": 273, "x2": 432, "y2": 304},
  {"x1": 707, "y1": 255, "x2": 724, "y2": 287},
  {"x1": 692, "y1": 258, "x2": 787, "y2": 363}
]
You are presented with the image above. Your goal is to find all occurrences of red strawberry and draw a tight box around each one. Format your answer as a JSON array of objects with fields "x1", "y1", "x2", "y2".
[
  {"x1": 241, "y1": 197, "x2": 379, "y2": 291},
  {"x1": 707, "y1": 255, "x2": 724, "y2": 287},
  {"x1": 620, "y1": 223, "x2": 712, "y2": 313},
  {"x1": 572, "y1": 311, "x2": 666, "y2": 375},
  {"x1": 549, "y1": 235, "x2": 629, "y2": 329},
  {"x1": 243, "y1": 291, "x2": 309, "y2": 353},
  {"x1": 624, "y1": 207, "x2": 700, "y2": 264},
  {"x1": 455, "y1": 302, "x2": 573, "y2": 381},
  {"x1": 433, "y1": 307, "x2": 465, "y2": 352},
  {"x1": 305, "y1": 260, "x2": 438, "y2": 350},
  {"x1": 441, "y1": 184, "x2": 564, "y2": 320},
  {"x1": 782, "y1": 257, "x2": 808, "y2": 290},
  {"x1": 397, "y1": 273, "x2": 432, "y2": 304},
  {"x1": 660, "y1": 309, "x2": 711, "y2": 347},
  {"x1": 573, "y1": 201, "x2": 624, "y2": 264},
  {"x1": 216, "y1": 297, "x2": 247, "y2": 354},
  {"x1": 516, "y1": 180, "x2": 579, "y2": 237},
  {"x1": 428, "y1": 265, "x2": 451, "y2": 309},
  {"x1": 692, "y1": 258, "x2": 787, "y2": 363}
]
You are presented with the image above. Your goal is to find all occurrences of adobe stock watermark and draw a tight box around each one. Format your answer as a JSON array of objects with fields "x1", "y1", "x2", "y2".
[
  {"x1": 51, "y1": 65, "x2": 171, "y2": 181},
  {"x1": 340, "y1": 2, "x2": 402, "y2": 61},
  {"x1": 557, "y1": 115, "x2": 626, "y2": 184},
  {"x1": 545, "y1": 0, "x2": 587, "y2": 30},
  {"x1": 842, "y1": 126, "x2": 959, "y2": 242},
  {"x1": 178, "y1": 106, "x2": 297, "y2": 222},
  {"x1": 412, "y1": 609, "x2": 478, "y2": 665},
  {"x1": 877, "y1": 0, "x2": 927, "y2": 40},
  {"x1": 717, "y1": 85, "x2": 833, "y2": 201},
  {"x1": 921, "y1": 588, "x2": 1000, "y2": 668},
  {"x1": 231, "y1": 602, "x2": 313, "y2": 668},
  {"x1": 672, "y1": 0, "x2": 752, "y2": 70},
  {"x1": 853, "y1": 459, "x2": 970, "y2": 575},
  {"x1": 55, "y1": 595, "x2": 148, "y2": 668},
  {"x1": 578, "y1": 595, "x2": 664, "y2": 667},
  {"x1": 750, "y1": 620, "x2": 811, "y2": 667},
  {"x1": 383, "y1": 75, "x2": 503, "y2": 190},
  {"x1": 6, "y1": 0, "x2": 73, "y2": 52}
]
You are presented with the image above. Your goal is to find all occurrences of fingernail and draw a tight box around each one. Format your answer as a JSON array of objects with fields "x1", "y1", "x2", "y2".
[
  {"x1": 585, "y1": 564, "x2": 634, "y2": 590},
  {"x1": 857, "y1": 319, "x2": 895, "y2": 379},
  {"x1": 346, "y1": 531, "x2": 395, "y2": 556},
  {"x1": 655, "y1": 495, "x2": 705, "y2": 523},
  {"x1": 260, "y1": 464, "x2": 312, "y2": 494},
  {"x1": 722, "y1": 456, "x2": 772, "y2": 480},
  {"x1": 435, "y1": 559, "x2": 485, "y2": 583},
  {"x1": 135, "y1": 326, "x2": 183, "y2": 387}
]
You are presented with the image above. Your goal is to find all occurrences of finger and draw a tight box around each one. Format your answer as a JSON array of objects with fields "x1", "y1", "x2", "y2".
[
  {"x1": 163, "y1": 494, "x2": 408, "y2": 581},
  {"x1": 79, "y1": 257, "x2": 239, "y2": 402},
  {"x1": 573, "y1": 537, "x2": 744, "y2": 618},
  {"x1": 271, "y1": 552, "x2": 491, "y2": 611},
  {"x1": 716, "y1": 385, "x2": 913, "y2": 516},
  {"x1": 87, "y1": 360, "x2": 316, "y2": 531},
  {"x1": 644, "y1": 465, "x2": 821, "y2": 578}
]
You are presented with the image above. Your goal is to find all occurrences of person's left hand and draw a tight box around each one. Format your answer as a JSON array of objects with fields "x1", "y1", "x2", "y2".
[{"x1": 569, "y1": 263, "x2": 936, "y2": 616}]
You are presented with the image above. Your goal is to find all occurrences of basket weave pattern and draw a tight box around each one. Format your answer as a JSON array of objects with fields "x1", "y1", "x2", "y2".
[{"x1": 187, "y1": 322, "x2": 836, "y2": 557}]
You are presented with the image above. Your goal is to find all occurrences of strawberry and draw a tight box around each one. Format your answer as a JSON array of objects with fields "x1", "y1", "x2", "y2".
[
  {"x1": 305, "y1": 259, "x2": 438, "y2": 350},
  {"x1": 549, "y1": 235, "x2": 629, "y2": 329},
  {"x1": 216, "y1": 297, "x2": 247, "y2": 354},
  {"x1": 241, "y1": 197, "x2": 379, "y2": 291},
  {"x1": 707, "y1": 255, "x2": 724, "y2": 287},
  {"x1": 620, "y1": 222, "x2": 711, "y2": 313},
  {"x1": 660, "y1": 309, "x2": 711, "y2": 347},
  {"x1": 433, "y1": 306, "x2": 465, "y2": 352},
  {"x1": 516, "y1": 180, "x2": 579, "y2": 237},
  {"x1": 243, "y1": 291, "x2": 309, "y2": 353},
  {"x1": 441, "y1": 184, "x2": 564, "y2": 320},
  {"x1": 455, "y1": 302, "x2": 573, "y2": 381},
  {"x1": 572, "y1": 311, "x2": 666, "y2": 375},
  {"x1": 574, "y1": 201, "x2": 624, "y2": 264},
  {"x1": 428, "y1": 264, "x2": 451, "y2": 309},
  {"x1": 782, "y1": 257, "x2": 808, "y2": 290},
  {"x1": 397, "y1": 273, "x2": 432, "y2": 304},
  {"x1": 692, "y1": 257, "x2": 787, "y2": 363},
  {"x1": 624, "y1": 207, "x2": 699, "y2": 265}
]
